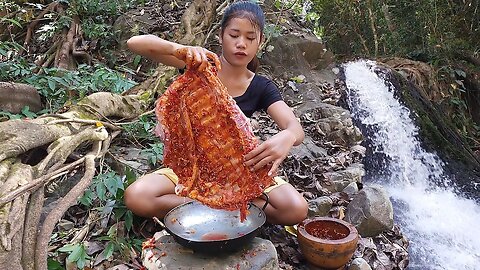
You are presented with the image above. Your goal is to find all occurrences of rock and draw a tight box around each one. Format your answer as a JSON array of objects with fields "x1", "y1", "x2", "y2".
[
  {"x1": 345, "y1": 186, "x2": 394, "y2": 237},
  {"x1": 290, "y1": 136, "x2": 328, "y2": 159},
  {"x1": 261, "y1": 33, "x2": 333, "y2": 77},
  {"x1": 343, "y1": 182, "x2": 359, "y2": 195},
  {"x1": 348, "y1": 258, "x2": 372, "y2": 270},
  {"x1": 323, "y1": 163, "x2": 365, "y2": 192},
  {"x1": 142, "y1": 235, "x2": 279, "y2": 270},
  {"x1": 0, "y1": 82, "x2": 42, "y2": 113},
  {"x1": 296, "y1": 103, "x2": 363, "y2": 147},
  {"x1": 307, "y1": 196, "x2": 333, "y2": 217}
]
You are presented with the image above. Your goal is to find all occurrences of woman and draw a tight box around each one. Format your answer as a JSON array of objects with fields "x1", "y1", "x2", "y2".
[{"x1": 124, "y1": 1, "x2": 307, "y2": 226}]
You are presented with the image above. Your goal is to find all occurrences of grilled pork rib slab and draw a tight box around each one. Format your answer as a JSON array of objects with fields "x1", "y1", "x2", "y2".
[{"x1": 155, "y1": 63, "x2": 274, "y2": 221}]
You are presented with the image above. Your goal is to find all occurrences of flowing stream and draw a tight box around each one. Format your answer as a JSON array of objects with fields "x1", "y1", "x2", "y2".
[{"x1": 343, "y1": 60, "x2": 480, "y2": 270}]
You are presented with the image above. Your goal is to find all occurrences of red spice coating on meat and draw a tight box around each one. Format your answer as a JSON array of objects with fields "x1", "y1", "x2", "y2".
[{"x1": 155, "y1": 59, "x2": 273, "y2": 221}]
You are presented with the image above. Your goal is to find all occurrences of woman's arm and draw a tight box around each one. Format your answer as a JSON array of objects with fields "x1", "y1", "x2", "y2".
[
  {"x1": 266, "y1": 101, "x2": 305, "y2": 146},
  {"x1": 244, "y1": 101, "x2": 304, "y2": 175},
  {"x1": 127, "y1": 35, "x2": 218, "y2": 71}
]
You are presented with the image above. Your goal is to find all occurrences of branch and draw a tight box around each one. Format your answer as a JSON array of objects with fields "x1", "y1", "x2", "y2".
[
  {"x1": 22, "y1": 1, "x2": 59, "y2": 55},
  {"x1": 0, "y1": 158, "x2": 84, "y2": 207}
]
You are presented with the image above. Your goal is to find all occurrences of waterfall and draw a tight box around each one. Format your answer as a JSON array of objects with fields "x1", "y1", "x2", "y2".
[{"x1": 343, "y1": 60, "x2": 480, "y2": 270}]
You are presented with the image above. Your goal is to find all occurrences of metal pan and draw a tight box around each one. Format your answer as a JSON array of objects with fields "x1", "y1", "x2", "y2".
[{"x1": 164, "y1": 197, "x2": 268, "y2": 253}]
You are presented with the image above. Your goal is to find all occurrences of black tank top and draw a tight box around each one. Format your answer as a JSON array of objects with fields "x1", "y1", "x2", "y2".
[{"x1": 233, "y1": 74, "x2": 283, "y2": 118}]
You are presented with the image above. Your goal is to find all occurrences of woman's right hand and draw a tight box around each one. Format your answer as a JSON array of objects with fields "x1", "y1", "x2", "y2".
[{"x1": 174, "y1": 46, "x2": 221, "y2": 71}]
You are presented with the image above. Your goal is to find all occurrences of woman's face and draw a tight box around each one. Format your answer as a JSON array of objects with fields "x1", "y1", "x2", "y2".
[{"x1": 220, "y1": 17, "x2": 262, "y2": 67}]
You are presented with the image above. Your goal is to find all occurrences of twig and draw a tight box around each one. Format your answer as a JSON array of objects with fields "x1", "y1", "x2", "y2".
[
  {"x1": 0, "y1": 158, "x2": 84, "y2": 207},
  {"x1": 78, "y1": 103, "x2": 118, "y2": 127},
  {"x1": 47, "y1": 117, "x2": 121, "y2": 131},
  {"x1": 114, "y1": 109, "x2": 155, "y2": 125}
]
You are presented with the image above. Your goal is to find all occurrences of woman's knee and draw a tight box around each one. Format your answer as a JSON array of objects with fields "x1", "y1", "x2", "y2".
[
  {"x1": 267, "y1": 184, "x2": 308, "y2": 225},
  {"x1": 124, "y1": 173, "x2": 175, "y2": 212}
]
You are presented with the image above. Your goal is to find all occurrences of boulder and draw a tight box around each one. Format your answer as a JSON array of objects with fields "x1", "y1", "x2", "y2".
[
  {"x1": 323, "y1": 163, "x2": 365, "y2": 192},
  {"x1": 343, "y1": 182, "x2": 360, "y2": 195},
  {"x1": 0, "y1": 82, "x2": 42, "y2": 113},
  {"x1": 261, "y1": 33, "x2": 334, "y2": 79},
  {"x1": 345, "y1": 186, "x2": 394, "y2": 237},
  {"x1": 142, "y1": 235, "x2": 279, "y2": 270},
  {"x1": 307, "y1": 196, "x2": 333, "y2": 217},
  {"x1": 290, "y1": 136, "x2": 328, "y2": 159}
]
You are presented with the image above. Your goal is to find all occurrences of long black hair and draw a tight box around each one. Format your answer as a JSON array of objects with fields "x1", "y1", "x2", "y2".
[{"x1": 220, "y1": 1, "x2": 265, "y2": 72}]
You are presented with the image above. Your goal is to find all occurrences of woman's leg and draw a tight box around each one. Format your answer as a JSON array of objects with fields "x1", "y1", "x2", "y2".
[
  {"x1": 124, "y1": 173, "x2": 192, "y2": 218},
  {"x1": 253, "y1": 183, "x2": 308, "y2": 226}
]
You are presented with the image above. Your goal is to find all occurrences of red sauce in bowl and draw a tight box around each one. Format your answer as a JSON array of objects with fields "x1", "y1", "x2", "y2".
[{"x1": 305, "y1": 220, "x2": 349, "y2": 240}]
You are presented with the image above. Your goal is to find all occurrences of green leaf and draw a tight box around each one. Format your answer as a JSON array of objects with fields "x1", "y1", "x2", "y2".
[
  {"x1": 78, "y1": 189, "x2": 95, "y2": 206},
  {"x1": 114, "y1": 206, "x2": 127, "y2": 219},
  {"x1": 57, "y1": 243, "x2": 77, "y2": 253},
  {"x1": 67, "y1": 244, "x2": 84, "y2": 262},
  {"x1": 47, "y1": 258, "x2": 64, "y2": 270},
  {"x1": 133, "y1": 55, "x2": 141, "y2": 67},
  {"x1": 125, "y1": 210, "x2": 133, "y2": 231},
  {"x1": 124, "y1": 167, "x2": 137, "y2": 187},
  {"x1": 96, "y1": 181, "x2": 106, "y2": 201},
  {"x1": 0, "y1": 18, "x2": 22, "y2": 27},
  {"x1": 105, "y1": 174, "x2": 123, "y2": 197},
  {"x1": 107, "y1": 224, "x2": 117, "y2": 238},
  {"x1": 48, "y1": 79, "x2": 56, "y2": 91},
  {"x1": 21, "y1": 106, "x2": 37, "y2": 118},
  {"x1": 103, "y1": 242, "x2": 115, "y2": 259}
]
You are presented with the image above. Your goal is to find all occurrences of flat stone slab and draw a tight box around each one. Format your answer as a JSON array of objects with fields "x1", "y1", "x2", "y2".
[{"x1": 142, "y1": 235, "x2": 278, "y2": 270}]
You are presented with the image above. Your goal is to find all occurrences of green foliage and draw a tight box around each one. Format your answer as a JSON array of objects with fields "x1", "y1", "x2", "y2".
[
  {"x1": 57, "y1": 243, "x2": 90, "y2": 269},
  {"x1": 0, "y1": 106, "x2": 45, "y2": 120},
  {"x1": 0, "y1": 42, "x2": 137, "y2": 112},
  {"x1": 79, "y1": 169, "x2": 130, "y2": 207},
  {"x1": 66, "y1": 0, "x2": 141, "y2": 52},
  {"x1": 307, "y1": 0, "x2": 479, "y2": 60},
  {"x1": 123, "y1": 114, "x2": 161, "y2": 143},
  {"x1": 72, "y1": 167, "x2": 139, "y2": 265},
  {"x1": 273, "y1": 0, "x2": 323, "y2": 39},
  {"x1": 95, "y1": 222, "x2": 143, "y2": 260},
  {"x1": 141, "y1": 142, "x2": 164, "y2": 166},
  {"x1": 47, "y1": 258, "x2": 65, "y2": 270}
]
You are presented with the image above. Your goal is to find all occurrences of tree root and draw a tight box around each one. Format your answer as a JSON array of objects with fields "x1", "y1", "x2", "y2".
[
  {"x1": 176, "y1": 0, "x2": 217, "y2": 46},
  {"x1": 35, "y1": 148, "x2": 98, "y2": 270},
  {"x1": 0, "y1": 158, "x2": 84, "y2": 207},
  {"x1": 0, "y1": 91, "x2": 145, "y2": 269}
]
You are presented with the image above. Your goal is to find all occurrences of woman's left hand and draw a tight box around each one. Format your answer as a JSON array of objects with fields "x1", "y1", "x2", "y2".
[{"x1": 244, "y1": 130, "x2": 297, "y2": 176}]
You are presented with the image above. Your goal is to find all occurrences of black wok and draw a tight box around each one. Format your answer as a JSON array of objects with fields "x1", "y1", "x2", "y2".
[{"x1": 164, "y1": 197, "x2": 268, "y2": 253}]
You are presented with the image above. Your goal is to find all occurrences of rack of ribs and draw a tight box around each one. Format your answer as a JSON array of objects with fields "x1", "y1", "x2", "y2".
[{"x1": 155, "y1": 51, "x2": 273, "y2": 221}]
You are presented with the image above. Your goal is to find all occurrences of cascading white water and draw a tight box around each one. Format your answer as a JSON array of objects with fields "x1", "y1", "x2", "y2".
[{"x1": 344, "y1": 60, "x2": 480, "y2": 270}]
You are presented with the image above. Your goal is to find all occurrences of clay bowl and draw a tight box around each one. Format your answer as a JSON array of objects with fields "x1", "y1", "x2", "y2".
[{"x1": 297, "y1": 217, "x2": 359, "y2": 269}]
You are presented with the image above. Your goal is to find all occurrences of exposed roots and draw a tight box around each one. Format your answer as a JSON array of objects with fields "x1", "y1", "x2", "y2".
[
  {"x1": 0, "y1": 92, "x2": 146, "y2": 269},
  {"x1": 176, "y1": 0, "x2": 217, "y2": 46},
  {"x1": 35, "y1": 148, "x2": 98, "y2": 270}
]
